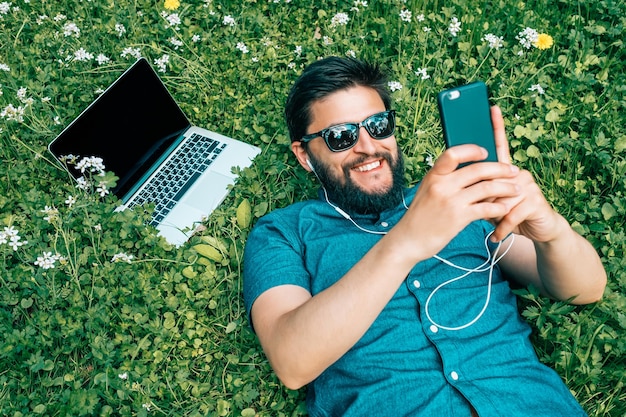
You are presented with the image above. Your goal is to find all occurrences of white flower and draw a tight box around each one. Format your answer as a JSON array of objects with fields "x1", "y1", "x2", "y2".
[
  {"x1": 154, "y1": 54, "x2": 170, "y2": 72},
  {"x1": 516, "y1": 27, "x2": 538, "y2": 49},
  {"x1": 75, "y1": 156, "x2": 105, "y2": 175},
  {"x1": 34, "y1": 252, "x2": 63, "y2": 269},
  {"x1": 74, "y1": 48, "x2": 94, "y2": 62},
  {"x1": 115, "y1": 23, "x2": 126, "y2": 37},
  {"x1": 223, "y1": 15, "x2": 236, "y2": 27},
  {"x1": 388, "y1": 81, "x2": 403, "y2": 92},
  {"x1": 169, "y1": 37, "x2": 183, "y2": 49},
  {"x1": 323, "y1": 36, "x2": 333, "y2": 45},
  {"x1": 423, "y1": 26, "x2": 432, "y2": 33},
  {"x1": 416, "y1": 13, "x2": 425, "y2": 22},
  {"x1": 483, "y1": 33, "x2": 504, "y2": 49},
  {"x1": 96, "y1": 181, "x2": 109, "y2": 197},
  {"x1": 96, "y1": 54, "x2": 110, "y2": 65},
  {"x1": 330, "y1": 12, "x2": 349, "y2": 27},
  {"x1": 399, "y1": 9, "x2": 412, "y2": 22},
  {"x1": 63, "y1": 22, "x2": 80, "y2": 37},
  {"x1": 118, "y1": 372, "x2": 128, "y2": 380},
  {"x1": 1, "y1": 104, "x2": 25, "y2": 123},
  {"x1": 112, "y1": 252, "x2": 134, "y2": 263},
  {"x1": 2, "y1": 226, "x2": 27, "y2": 251},
  {"x1": 4, "y1": 226, "x2": 18, "y2": 239},
  {"x1": 165, "y1": 13, "x2": 181, "y2": 29},
  {"x1": 236, "y1": 42, "x2": 249, "y2": 54},
  {"x1": 294, "y1": 45, "x2": 302, "y2": 56},
  {"x1": 65, "y1": 195, "x2": 76, "y2": 207},
  {"x1": 9, "y1": 236, "x2": 26, "y2": 250},
  {"x1": 142, "y1": 403, "x2": 151, "y2": 411},
  {"x1": 448, "y1": 17, "x2": 461, "y2": 37},
  {"x1": 121, "y1": 47, "x2": 142, "y2": 59},
  {"x1": 415, "y1": 68, "x2": 430, "y2": 80},
  {"x1": 529, "y1": 84, "x2": 545, "y2": 95},
  {"x1": 425, "y1": 154, "x2": 434, "y2": 167},
  {"x1": 17, "y1": 87, "x2": 27, "y2": 102},
  {"x1": 41, "y1": 205, "x2": 59, "y2": 223},
  {"x1": 0, "y1": 62, "x2": 9, "y2": 72},
  {"x1": 346, "y1": 50, "x2": 356, "y2": 58},
  {"x1": 191, "y1": 34, "x2": 201, "y2": 43},
  {"x1": 0, "y1": 2, "x2": 10, "y2": 15},
  {"x1": 76, "y1": 177, "x2": 89, "y2": 190},
  {"x1": 53, "y1": 13, "x2": 66, "y2": 22}
]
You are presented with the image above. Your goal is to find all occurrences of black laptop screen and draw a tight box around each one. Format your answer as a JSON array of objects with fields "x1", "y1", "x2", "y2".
[{"x1": 49, "y1": 58, "x2": 191, "y2": 197}]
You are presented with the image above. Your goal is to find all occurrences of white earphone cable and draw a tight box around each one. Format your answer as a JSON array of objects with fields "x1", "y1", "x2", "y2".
[{"x1": 320, "y1": 184, "x2": 515, "y2": 331}]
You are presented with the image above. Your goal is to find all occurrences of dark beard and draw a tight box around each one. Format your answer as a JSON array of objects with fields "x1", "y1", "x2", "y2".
[{"x1": 308, "y1": 150, "x2": 406, "y2": 215}]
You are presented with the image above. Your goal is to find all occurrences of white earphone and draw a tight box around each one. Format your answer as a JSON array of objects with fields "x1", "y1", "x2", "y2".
[
  {"x1": 306, "y1": 158, "x2": 315, "y2": 173},
  {"x1": 312, "y1": 171, "x2": 515, "y2": 331}
]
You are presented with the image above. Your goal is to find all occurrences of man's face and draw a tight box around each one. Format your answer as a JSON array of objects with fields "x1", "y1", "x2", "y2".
[{"x1": 300, "y1": 86, "x2": 405, "y2": 214}]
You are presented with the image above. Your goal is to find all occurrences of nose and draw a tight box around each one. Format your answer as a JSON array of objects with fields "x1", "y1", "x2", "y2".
[{"x1": 351, "y1": 126, "x2": 377, "y2": 154}]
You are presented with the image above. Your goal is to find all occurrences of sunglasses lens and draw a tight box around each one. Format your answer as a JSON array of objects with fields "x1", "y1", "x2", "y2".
[
  {"x1": 365, "y1": 112, "x2": 395, "y2": 138},
  {"x1": 319, "y1": 111, "x2": 395, "y2": 152},
  {"x1": 325, "y1": 126, "x2": 359, "y2": 151}
]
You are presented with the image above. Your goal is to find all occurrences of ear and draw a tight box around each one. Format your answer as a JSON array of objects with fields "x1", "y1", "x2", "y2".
[{"x1": 291, "y1": 141, "x2": 313, "y2": 172}]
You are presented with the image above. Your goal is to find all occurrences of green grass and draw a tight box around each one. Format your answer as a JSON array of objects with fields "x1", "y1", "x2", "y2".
[{"x1": 1, "y1": 0, "x2": 624, "y2": 415}]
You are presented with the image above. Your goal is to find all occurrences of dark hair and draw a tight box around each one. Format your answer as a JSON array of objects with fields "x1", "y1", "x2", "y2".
[{"x1": 284, "y1": 56, "x2": 391, "y2": 143}]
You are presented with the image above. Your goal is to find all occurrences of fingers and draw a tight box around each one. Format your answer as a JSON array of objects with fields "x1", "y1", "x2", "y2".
[
  {"x1": 489, "y1": 171, "x2": 554, "y2": 242},
  {"x1": 491, "y1": 105, "x2": 512, "y2": 164},
  {"x1": 430, "y1": 144, "x2": 488, "y2": 175}
]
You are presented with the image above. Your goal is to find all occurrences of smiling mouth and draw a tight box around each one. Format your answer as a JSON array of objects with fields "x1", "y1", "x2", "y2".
[{"x1": 353, "y1": 160, "x2": 382, "y2": 173}]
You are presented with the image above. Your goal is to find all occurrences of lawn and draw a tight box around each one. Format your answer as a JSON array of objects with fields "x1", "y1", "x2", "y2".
[{"x1": 0, "y1": 0, "x2": 624, "y2": 416}]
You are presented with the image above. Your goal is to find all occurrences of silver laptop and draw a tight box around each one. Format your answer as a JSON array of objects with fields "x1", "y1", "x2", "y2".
[{"x1": 48, "y1": 58, "x2": 261, "y2": 245}]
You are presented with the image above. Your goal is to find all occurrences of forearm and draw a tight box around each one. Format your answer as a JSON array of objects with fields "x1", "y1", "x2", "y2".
[{"x1": 534, "y1": 215, "x2": 607, "y2": 304}]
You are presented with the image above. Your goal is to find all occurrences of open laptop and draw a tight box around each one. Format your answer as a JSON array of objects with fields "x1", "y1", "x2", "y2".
[{"x1": 48, "y1": 58, "x2": 261, "y2": 245}]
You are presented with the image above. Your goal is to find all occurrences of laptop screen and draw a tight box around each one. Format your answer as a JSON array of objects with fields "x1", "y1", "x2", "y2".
[{"x1": 49, "y1": 58, "x2": 190, "y2": 197}]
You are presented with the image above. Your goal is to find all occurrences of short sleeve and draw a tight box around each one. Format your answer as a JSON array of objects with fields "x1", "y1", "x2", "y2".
[{"x1": 243, "y1": 207, "x2": 312, "y2": 329}]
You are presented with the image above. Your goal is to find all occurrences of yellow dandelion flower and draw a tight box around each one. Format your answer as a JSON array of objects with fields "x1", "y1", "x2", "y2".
[
  {"x1": 534, "y1": 33, "x2": 554, "y2": 50},
  {"x1": 164, "y1": 0, "x2": 180, "y2": 10}
]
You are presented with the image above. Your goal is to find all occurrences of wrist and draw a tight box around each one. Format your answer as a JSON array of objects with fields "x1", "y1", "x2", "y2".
[{"x1": 534, "y1": 213, "x2": 572, "y2": 248}]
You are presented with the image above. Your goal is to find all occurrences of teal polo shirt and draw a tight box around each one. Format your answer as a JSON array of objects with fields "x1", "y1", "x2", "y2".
[{"x1": 243, "y1": 185, "x2": 587, "y2": 417}]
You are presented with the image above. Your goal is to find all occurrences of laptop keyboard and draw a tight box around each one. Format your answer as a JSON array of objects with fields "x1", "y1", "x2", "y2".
[{"x1": 127, "y1": 133, "x2": 227, "y2": 226}]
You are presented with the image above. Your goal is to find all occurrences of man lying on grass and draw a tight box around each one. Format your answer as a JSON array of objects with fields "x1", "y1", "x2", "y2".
[{"x1": 244, "y1": 56, "x2": 607, "y2": 417}]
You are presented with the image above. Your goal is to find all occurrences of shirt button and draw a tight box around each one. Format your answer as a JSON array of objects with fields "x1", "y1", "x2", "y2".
[
  {"x1": 413, "y1": 280, "x2": 421, "y2": 288},
  {"x1": 450, "y1": 371, "x2": 459, "y2": 381},
  {"x1": 429, "y1": 325, "x2": 439, "y2": 333},
  {"x1": 380, "y1": 222, "x2": 389, "y2": 227}
]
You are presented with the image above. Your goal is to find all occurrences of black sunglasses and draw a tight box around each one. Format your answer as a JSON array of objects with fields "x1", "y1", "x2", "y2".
[{"x1": 300, "y1": 110, "x2": 396, "y2": 152}]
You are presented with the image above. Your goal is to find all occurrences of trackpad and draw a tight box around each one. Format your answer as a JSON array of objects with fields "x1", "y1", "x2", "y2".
[{"x1": 182, "y1": 172, "x2": 234, "y2": 213}]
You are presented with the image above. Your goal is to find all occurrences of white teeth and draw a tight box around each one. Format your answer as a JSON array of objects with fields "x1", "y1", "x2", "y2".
[{"x1": 354, "y1": 160, "x2": 381, "y2": 172}]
